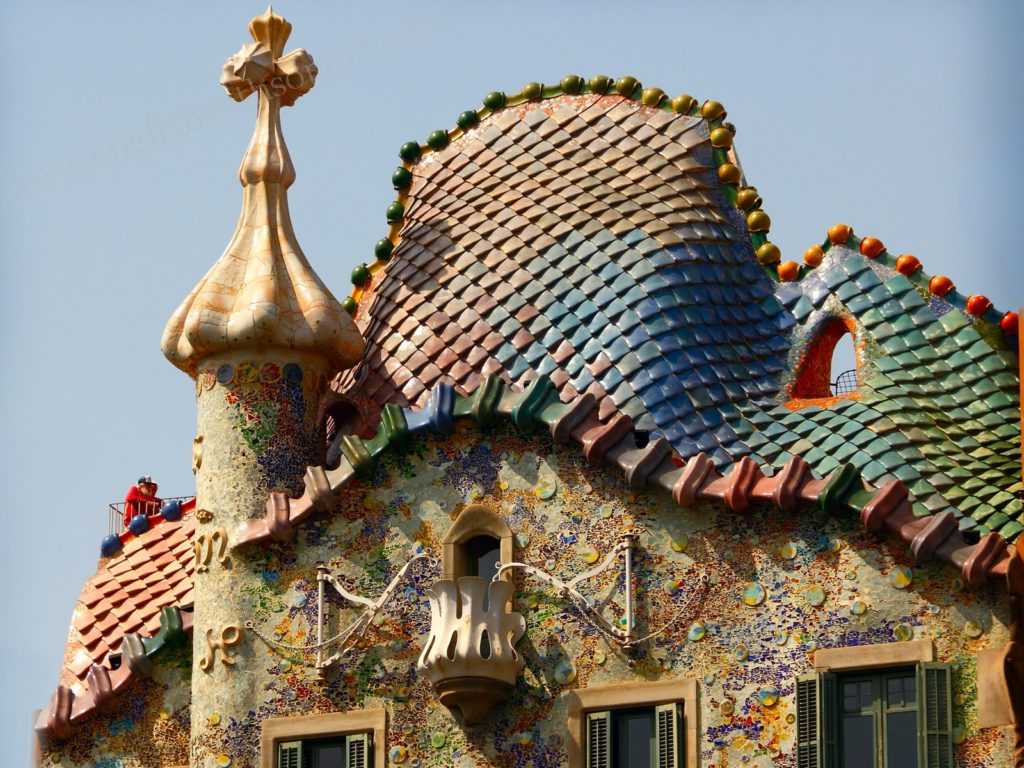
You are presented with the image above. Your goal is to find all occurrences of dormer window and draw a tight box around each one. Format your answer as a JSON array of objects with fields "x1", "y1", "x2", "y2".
[{"x1": 791, "y1": 316, "x2": 861, "y2": 400}]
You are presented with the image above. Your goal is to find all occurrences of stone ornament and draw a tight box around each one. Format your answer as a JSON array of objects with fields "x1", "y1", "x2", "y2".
[
  {"x1": 161, "y1": 6, "x2": 363, "y2": 377},
  {"x1": 200, "y1": 625, "x2": 243, "y2": 672},
  {"x1": 192, "y1": 434, "x2": 203, "y2": 474},
  {"x1": 194, "y1": 528, "x2": 230, "y2": 572}
]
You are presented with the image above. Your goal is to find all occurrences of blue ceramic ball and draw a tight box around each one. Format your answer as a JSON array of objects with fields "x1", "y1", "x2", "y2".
[
  {"x1": 128, "y1": 514, "x2": 150, "y2": 536},
  {"x1": 100, "y1": 534, "x2": 123, "y2": 557},
  {"x1": 161, "y1": 499, "x2": 182, "y2": 521}
]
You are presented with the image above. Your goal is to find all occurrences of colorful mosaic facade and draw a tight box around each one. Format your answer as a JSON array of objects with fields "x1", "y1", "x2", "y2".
[{"x1": 33, "y1": 8, "x2": 1023, "y2": 768}]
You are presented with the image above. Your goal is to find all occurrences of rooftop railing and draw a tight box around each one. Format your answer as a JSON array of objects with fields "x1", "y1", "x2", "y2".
[
  {"x1": 830, "y1": 368, "x2": 858, "y2": 397},
  {"x1": 108, "y1": 496, "x2": 193, "y2": 537}
]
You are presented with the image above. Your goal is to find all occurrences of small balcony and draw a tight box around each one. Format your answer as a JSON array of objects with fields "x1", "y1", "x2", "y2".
[
  {"x1": 417, "y1": 577, "x2": 525, "y2": 724},
  {"x1": 107, "y1": 496, "x2": 194, "y2": 536}
]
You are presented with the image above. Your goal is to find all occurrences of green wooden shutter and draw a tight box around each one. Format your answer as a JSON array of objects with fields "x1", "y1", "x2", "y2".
[
  {"x1": 277, "y1": 740, "x2": 302, "y2": 768},
  {"x1": 586, "y1": 710, "x2": 611, "y2": 768},
  {"x1": 796, "y1": 673, "x2": 836, "y2": 768},
  {"x1": 345, "y1": 732, "x2": 371, "y2": 768},
  {"x1": 918, "y1": 663, "x2": 953, "y2": 768},
  {"x1": 655, "y1": 702, "x2": 683, "y2": 768}
]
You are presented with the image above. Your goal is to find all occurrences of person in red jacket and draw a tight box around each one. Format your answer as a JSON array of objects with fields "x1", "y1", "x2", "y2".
[{"x1": 123, "y1": 476, "x2": 162, "y2": 527}]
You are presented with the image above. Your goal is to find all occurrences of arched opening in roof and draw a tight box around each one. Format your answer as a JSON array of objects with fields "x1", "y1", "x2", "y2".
[{"x1": 790, "y1": 316, "x2": 860, "y2": 400}]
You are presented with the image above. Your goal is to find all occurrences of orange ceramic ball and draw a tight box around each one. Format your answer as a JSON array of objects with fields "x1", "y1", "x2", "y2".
[
  {"x1": 929, "y1": 275, "x2": 954, "y2": 296},
  {"x1": 859, "y1": 237, "x2": 885, "y2": 259},
  {"x1": 828, "y1": 223, "x2": 852, "y2": 245},
  {"x1": 777, "y1": 261, "x2": 800, "y2": 281},
  {"x1": 1000, "y1": 311, "x2": 1019, "y2": 335},
  {"x1": 895, "y1": 254, "x2": 921, "y2": 275},
  {"x1": 966, "y1": 295, "x2": 992, "y2": 317},
  {"x1": 803, "y1": 244, "x2": 824, "y2": 267}
]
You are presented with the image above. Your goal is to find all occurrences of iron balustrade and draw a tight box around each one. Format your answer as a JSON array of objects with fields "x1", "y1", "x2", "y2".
[{"x1": 107, "y1": 496, "x2": 193, "y2": 536}]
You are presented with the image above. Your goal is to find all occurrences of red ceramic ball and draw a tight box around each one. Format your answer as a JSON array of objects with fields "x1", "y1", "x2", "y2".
[
  {"x1": 828, "y1": 223, "x2": 852, "y2": 245},
  {"x1": 1000, "y1": 311, "x2": 1019, "y2": 335},
  {"x1": 966, "y1": 295, "x2": 992, "y2": 317},
  {"x1": 777, "y1": 261, "x2": 800, "y2": 281},
  {"x1": 929, "y1": 275, "x2": 954, "y2": 296},
  {"x1": 859, "y1": 237, "x2": 885, "y2": 259},
  {"x1": 895, "y1": 254, "x2": 921, "y2": 275}
]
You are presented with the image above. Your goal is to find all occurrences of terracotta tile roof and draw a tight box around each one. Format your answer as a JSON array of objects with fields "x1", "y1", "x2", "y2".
[{"x1": 35, "y1": 513, "x2": 196, "y2": 738}]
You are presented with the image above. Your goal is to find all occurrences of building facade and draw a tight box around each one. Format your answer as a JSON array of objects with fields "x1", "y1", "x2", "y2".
[{"x1": 34, "y1": 9, "x2": 1024, "y2": 768}]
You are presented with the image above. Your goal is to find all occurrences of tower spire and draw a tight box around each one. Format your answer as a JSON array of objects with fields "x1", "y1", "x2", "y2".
[{"x1": 161, "y1": 6, "x2": 362, "y2": 377}]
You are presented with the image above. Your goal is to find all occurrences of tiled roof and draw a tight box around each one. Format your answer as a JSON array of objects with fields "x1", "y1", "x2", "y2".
[
  {"x1": 337, "y1": 81, "x2": 1021, "y2": 541},
  {"x1": 35, "y1": 515, "x2": 195, "y2": 738},
  {"x1": 340, "y1": 90, "x2": 786, "y2": 461},
  {"x1": 238, "y1": 376, "x2": 1010, "y2": 592}
]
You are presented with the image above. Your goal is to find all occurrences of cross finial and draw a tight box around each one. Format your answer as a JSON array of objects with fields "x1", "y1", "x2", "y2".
[{"x1": 219, "y1": 6, "x2": 317, "y2": 107}]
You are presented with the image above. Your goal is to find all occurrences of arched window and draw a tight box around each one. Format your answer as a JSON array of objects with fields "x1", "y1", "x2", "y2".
[
  {"x1": 442, "y1": 505, "x2": 514, "y2": 582},
  {"x1": 791, "y1": 317, "x2": 860, "y2": 399}
]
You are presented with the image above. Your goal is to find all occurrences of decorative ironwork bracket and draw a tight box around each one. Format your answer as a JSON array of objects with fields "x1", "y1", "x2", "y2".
[
  {"x1": 495, "y1": 530, "x2": 706, "y2": 651},
  {"x1": 246, "y1": 553, "x2": 435, "y2": 670}
]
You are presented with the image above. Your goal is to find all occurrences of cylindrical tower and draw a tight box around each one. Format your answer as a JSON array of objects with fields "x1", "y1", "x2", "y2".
[{"x1": 160, "y1": 9, "x2": 363, "y2": 765}]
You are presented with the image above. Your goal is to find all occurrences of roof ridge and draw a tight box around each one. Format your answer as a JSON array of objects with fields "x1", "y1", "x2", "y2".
[
  {"x1": 778, "y1": 226, "x2": 1019, "y2": 344},
  {"x1": 235, "y1": 373, "x2": 1011, "y2": 586},
  {"x1": 338, "y1": 74, "x2": 780, "y2": 318},
  {"x1": 35, "y1": 606, "x2": 192, "y2": 739}
]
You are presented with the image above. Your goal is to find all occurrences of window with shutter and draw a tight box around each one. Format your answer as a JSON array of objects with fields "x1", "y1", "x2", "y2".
[
  {"x1": 802, "y1": 663, "x2": 953, "y2": 768},
  {"x1": 346, "y1": 732, "x2": 371, "y2": 768},
  {"x1": 919, "y1": 663, "x2": 953, "y2": 768},
  {"x1": 587, "y1": 711, "x2": 611, "y2": 768},
  {"x1": 655, "y1": 702, "x2": 682, "y2": 768},
  {"x1": 797, "y1": 674, "x2": 820, "y2": 768},
  {"x1": 277, "y1": 740, "x2": 302, "y2": 768}
]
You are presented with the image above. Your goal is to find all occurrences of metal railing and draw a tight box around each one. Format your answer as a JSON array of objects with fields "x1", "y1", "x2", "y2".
[
  {"x1": 108, "y1": 496, "x2": 193, "y2": 536},
  {"x1": 830, "y1": 369, "x2": 858, "y2": 397}
]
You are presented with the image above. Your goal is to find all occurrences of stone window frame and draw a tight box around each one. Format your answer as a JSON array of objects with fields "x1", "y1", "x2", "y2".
[
  {"x1": 562, "y1": 677, "x2": 700, "y2": 767},
  {"x1": 812, "y1": 639, "x2": 934, "y2": 672},
  {"x1": 259, "y1": 708, "x2": 386, "y2": 768},
  {"x1": 442, "y1": 504, "x2": 514, "y2": 582}
]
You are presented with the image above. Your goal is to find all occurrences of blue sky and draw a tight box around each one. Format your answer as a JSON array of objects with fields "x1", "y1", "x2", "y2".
[{"x1": 2, "y1": 0, "x2": 1021, "y2": 761}]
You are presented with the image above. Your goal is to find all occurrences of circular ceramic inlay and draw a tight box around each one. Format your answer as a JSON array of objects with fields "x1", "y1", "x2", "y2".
[
  {"x1": 688, "y1": 622, "x2": 706, "y2": 641},
  {"x1": 664, "y1": 579, "x2": 681, "y2": 595},
  {"x1": 671, "y1": 535, "x2": 689, "y2": 553},
  {"x1": 805, "y1": 584, "x2": 826, "y2": 607},
  {"x1": 964, "y1": 620, "x2": 984, "y2": 639},
  {"x1": 720, "y1": 698, "x2": 735, "y2": 716},
  {"x1": 850, "y1": 600, "x2": 868, "y2": 616},
  {"x1": 216, "y1": 364, "x2": 234, "y2": 385},
  {"x1": 535, "y1": 479, "x2": 557, "y2": 499},
  {"x1": 578, "y1": 546, "x2": 599, "y2": 564},
  {"x1": 515, "y1": 532, "x2": 530, "y2": 547},
  {"x1": 430, "y1": 732, "x2": 447, "y2": 749},
  {"x1": 894, "y1": 623, "x2": 914, "y2": 642},
  {"x1": 778, "y1": 542, "x2": 797, "y2": 560},
  {"x1": 207, "y1": 712, "x2": 221, "y2": 727},
  {"x1": 215, "y1": 755, "x2": 232, "y2": 767},
  {"x1": 733, "y1": 643, "x2": 749, "y2": 662},
  {"x1": 757, "y1": 688, "x2": 780, "y2": 707},
  {"x1": 889, "y1": 565, "x2": 913, "y2": 589},
  {"x1": 389, "y1": 746, "x2": 409, "y2": 763},
  {"x1": 593, "y1": 649, "x2": 607, "y2": 665},
  {"x1": 773, "y1": 629, "x2": 789, "y2": 646},
  {"x1": 554, "y1": 659, "x2": 577, "y2": 684},
  {"x1": 741, "y1": 582, "x2": 766, "y2": 607},
  {"x1": 786, "y1": 713, "x2": 796, "y2": 724}
]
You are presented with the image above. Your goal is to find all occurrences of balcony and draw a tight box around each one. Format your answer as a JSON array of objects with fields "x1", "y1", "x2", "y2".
[
  {"x1": 417, "y1": 577, "x2": 525, "y2": 724},
  {"x1": 107, "y1": 496, "x2": 194, "y2": 536}
]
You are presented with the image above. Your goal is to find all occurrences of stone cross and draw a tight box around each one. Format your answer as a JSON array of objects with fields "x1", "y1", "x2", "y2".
[{"x1": 219, "y1": 6, "x2": 317, "y2": 107}]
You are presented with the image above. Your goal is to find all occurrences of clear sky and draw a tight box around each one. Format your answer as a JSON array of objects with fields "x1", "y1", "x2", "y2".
[{"x1": 2, "y1": 0, "x2": 1021, "y2": 761}]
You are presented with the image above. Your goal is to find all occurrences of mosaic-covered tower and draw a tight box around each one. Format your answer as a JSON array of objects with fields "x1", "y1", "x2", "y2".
[{"x1": 160, "y1": 8, "x2": 363, "y2": 761}]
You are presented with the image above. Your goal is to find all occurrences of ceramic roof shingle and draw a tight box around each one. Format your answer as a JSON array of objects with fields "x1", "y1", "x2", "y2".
[
  {"x1": 58, "y1": 516, "x2": 195, "y2": 692},
  {"x1": 338, "y1": 85, "x2": 1021, "y2": 542},
  {"x1": 340, "y1": 92, "x2": 789, "y2": 468}
]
